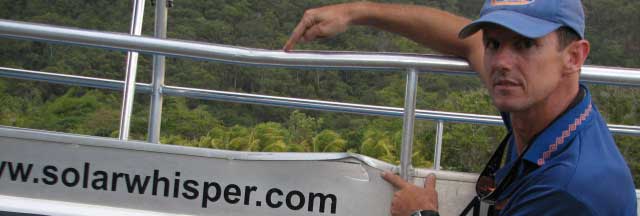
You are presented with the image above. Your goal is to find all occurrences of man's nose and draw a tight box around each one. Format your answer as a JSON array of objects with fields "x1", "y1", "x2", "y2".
[{"x1": 490, "y1": 46, "x2": 516, "y2": 71}]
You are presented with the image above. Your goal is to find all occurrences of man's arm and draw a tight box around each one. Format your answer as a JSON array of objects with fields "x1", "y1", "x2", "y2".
[{"x1": 283, "y1": 1, "x2": 485, "y2": 73}]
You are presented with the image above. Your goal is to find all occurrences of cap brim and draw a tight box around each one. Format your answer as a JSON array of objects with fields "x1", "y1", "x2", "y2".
[{"x1": 458, "y1": 10, "x2": 562, "y2": 39}]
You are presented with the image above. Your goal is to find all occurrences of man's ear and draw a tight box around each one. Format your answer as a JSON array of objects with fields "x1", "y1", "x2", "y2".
[{"x1": 563, "y1": 40, "x2": 590, "y2": 75}]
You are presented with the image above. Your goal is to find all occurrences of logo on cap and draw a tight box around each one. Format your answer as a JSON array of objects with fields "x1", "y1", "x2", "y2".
[{"x1": 491, "y1": 0, "x2": 535, "y2": 6}]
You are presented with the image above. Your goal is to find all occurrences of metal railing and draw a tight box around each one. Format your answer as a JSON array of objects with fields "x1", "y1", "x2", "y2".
[
  {"x1": 1, "y1": 17, "x2": 640, "y2": 179},
  {"x1": 118, "y1": 0, "x2": 146, "y2": 140}
]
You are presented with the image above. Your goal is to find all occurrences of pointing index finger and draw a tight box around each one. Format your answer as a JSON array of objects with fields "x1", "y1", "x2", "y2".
[
  {"x1": 381, "y1": 171, "x2": 411, "y2": 189},
  {"x1": 424, "y1": 173, "x2": 437, "y2": 189},
  {"x1": 284, "y1": 17, "x2": 312, "y2": 51}
]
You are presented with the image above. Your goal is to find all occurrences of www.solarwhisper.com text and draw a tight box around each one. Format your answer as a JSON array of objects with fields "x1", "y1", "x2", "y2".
[{"x1": 0, "y1": 161, "x2": 338, "y2": 214}]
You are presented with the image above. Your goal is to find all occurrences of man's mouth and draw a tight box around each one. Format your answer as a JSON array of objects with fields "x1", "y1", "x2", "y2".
[{"x1": 493, "y1": 79, "x2": 521, "y2": 90}]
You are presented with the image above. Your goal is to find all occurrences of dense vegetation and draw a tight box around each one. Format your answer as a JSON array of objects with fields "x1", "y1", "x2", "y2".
[{"x1": 0, "y1": 0, "x2": 638, "y2": 185}]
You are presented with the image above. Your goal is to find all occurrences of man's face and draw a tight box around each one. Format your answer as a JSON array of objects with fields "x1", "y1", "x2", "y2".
[{"x1": 481, "y1": 26, "x2": 566, "y2": 112}]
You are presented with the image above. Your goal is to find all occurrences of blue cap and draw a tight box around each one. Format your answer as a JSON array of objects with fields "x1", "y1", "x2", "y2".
[{"x1": 458, "y1": 0, "x2": 585, "y2": 39}]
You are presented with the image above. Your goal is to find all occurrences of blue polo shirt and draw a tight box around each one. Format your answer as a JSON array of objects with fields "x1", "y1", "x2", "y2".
[{"x1": 495, "y1": 85, "x2": 637, "y2": 215}]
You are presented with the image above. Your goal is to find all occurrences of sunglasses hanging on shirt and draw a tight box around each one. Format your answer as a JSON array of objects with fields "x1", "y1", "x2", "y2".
[{"x1": 459, "y1": 131, "x2": 537, "y2": 216}]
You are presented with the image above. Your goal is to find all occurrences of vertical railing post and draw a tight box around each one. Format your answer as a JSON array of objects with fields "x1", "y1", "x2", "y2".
[
  {"x1": 147, "y1": 0, "x2": 168, "y2": 143},
  {"x1": 399, "y1": 68, "x2": 419, "y2": 180},
  {"x1": 119, "y1": 0, "x2": 146, "y2": 140},
  {"x1": 434, "y1": 120, "x2": 444, "y2": 170}
]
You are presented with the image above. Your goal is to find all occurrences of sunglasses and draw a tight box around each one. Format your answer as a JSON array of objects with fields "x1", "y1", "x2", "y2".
[{"x1": 475, "y1": 131, "x2": 534, "y2": 205}]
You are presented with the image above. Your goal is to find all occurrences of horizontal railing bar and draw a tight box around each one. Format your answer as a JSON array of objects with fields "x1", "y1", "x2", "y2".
[
  {"x1": 0, "y1": 67, "x2": 151, "y2": 92},
  {"x1": 163, "y1": 86, "x2": 506, "y2": 125},
  {"x1": 609, "y1": 124, "x2": 640, "y2": 137},
  {"x1": 1, "y1": 66, "x2": 638, "y2": 136},
  {"x1": 0, "y1": 19, "x2": 468, "y2": 72},
  {"x1": 1, "y1": 19, "x2": 640, "y2": 86},
  {"x1": 580, "y1": 66, "x2": 640, "y2": 87}
]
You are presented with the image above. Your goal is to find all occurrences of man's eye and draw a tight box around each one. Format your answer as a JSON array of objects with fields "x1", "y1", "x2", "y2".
[
  {"x1": 485, "y1": 40, "x2": 499, "y2": 50},
  {"x1": 516, "y1": 39, "x2": 535, "y2": 49}
]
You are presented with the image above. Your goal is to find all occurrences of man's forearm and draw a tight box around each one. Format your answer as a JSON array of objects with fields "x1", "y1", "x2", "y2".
[{"x1": 347, "y1": 2, "x2": 483, "y2": 69}]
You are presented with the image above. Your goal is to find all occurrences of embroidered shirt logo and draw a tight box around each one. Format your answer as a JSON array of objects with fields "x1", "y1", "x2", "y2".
[{"x1": 491, "y1": 0, "x2": 535, "y2": 6}]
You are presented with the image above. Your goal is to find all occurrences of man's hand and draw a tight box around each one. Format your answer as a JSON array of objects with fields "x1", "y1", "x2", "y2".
[
  {"x1": 382, "y1": 172, "x2": 438, "y2": 216},
  {"x1": 283, "y1": 3, "x2": 364, "y2": 51}
]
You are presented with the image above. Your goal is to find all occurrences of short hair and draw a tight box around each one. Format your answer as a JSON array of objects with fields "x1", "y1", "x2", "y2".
[{"x1": 556, "y1": 27, "x2": 581, "y2": 50}]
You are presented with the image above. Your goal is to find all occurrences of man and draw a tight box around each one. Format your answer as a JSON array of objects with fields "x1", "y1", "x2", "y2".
[{"x1": 284, "y1": 0, "x2": 637, "y2": 215}]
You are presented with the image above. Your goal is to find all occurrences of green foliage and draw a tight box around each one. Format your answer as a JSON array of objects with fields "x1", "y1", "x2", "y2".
[
  {"x1": 23, "y1": 89, "x2": 114, "y2": 132},
  {"x1": 439, "y1": 88, "x2": 497, "y2": 115},
  {"x1": 161, "y1": 97, "x2": 222, "y2": 139},
  {"x1": 0, "y1": 80, "x2": 28, "y2": 126},
  {"x1": 360, "y1": 128, "x2": 396, "y2": 163},
  {"x1": 313, "y1": 130, "x2": 346, "y2": 152},
  {"x1": 263, "y1": 140, "x2": 289, "y2": 152},
  {"x1": 615, "y1": 135, "x2": 640, "y2": 184},
  {"x1": 252, "y1": 122, "x2": 288, "y2": 150},
  {"x1": 226, "y1": 125, "x2": 259, "y2": 151},
  {"x1": 442, "y1": 124, "x2": 504, "y2": 172},
  {"x1": 287, "y1": 110, "x2": 322, "y2": 148}
]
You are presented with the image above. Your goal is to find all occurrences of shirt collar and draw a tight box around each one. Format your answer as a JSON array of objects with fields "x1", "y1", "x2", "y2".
[{"x1": 501, "y1": 85, "x2": 594, "y2": 166}]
